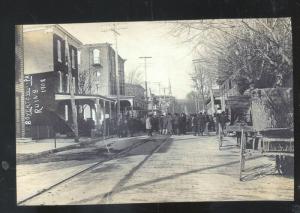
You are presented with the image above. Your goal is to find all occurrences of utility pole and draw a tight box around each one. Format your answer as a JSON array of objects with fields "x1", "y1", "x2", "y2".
[
  {"x1": 139, "y1": 56, "x2": 152, "y2": 112},
  {"x1": 168, "y1": 78, "x2": 175, "y2": 113},
  {"x1": 65, "y1": 36, "x2": 79, "y2": 142},
  {"x1": 102, "y1": 24, "x2": 127, "y2": 117}
]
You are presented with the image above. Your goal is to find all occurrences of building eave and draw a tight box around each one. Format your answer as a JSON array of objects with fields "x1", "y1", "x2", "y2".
[{"x1": 55, "y1": 93, "x2": 116, "y2": 102}]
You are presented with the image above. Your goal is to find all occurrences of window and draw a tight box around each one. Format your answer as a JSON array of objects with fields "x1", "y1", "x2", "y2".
[
  {"x1": 71, "y1": 49, "x2": 75, "y2": 69},
  {"x1": 65, "y1": 105, "x2": 68, "y2": 121},
  {"x1": 58, "y1": 71, "x2": 62, "y2": 93},
  {"x1": 77, "y1": 50, "x2": 81, "y2": 65},
  {"x1": 57, "y1": 40, "x2": 62, "y2": 62},
  {"x1": 72, "y1": 77, "x2": 76, "y2": 92},
  {"x1": 66, "y1": 74, "x2": 70, "y2": 93},
  {"x1": 93, "y1": 49, "x2": 100, "y2": 64}
]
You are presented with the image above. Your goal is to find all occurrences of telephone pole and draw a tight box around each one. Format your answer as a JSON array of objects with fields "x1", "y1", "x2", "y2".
[
  {"x1": 65, "y1": 36, "x2": 79, "y2": 142},
  {"x1": 102, "y1": 24, "x2": 127, "y2": 117},
  {"x1": 139, "y1": 56, "x2": 152, "y2": 111}
]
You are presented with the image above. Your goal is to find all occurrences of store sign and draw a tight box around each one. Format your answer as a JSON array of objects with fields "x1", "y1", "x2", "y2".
[{"x1": 24, "y1": 72, "x2": 54, "y2": 135}]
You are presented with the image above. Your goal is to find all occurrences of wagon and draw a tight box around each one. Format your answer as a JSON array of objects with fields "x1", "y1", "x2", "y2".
[{"x1": 219, "y1": 88, "x2": 294, "y2": 180}]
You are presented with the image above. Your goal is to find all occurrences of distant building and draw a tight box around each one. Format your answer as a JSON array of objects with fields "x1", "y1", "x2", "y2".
[
  {"x1": 78, "y1": 43, "x2": 125, "y2": 97},
  {"x1": 125, "y1": 83, "x2": 147, "y2": 116},
  {"x1": 219, "y1": 78, "x2": 240, "y2": 112},
  {"x1": 153, "y1": 95, "x2": 176, "y2": 114},
  {"x1": 205, "y1": 88, "x2": 222, "y2": 114},
  {"x1": 15, "y1": 25, "x2": 25, "y2": 138}
]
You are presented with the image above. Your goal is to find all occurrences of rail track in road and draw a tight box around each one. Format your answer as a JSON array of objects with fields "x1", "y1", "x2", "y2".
[{"x1": 18, "y1": 135, "x2": 171, "y2": 205}]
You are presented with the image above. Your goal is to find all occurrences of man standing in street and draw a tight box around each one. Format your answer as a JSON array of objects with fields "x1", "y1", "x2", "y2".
[
  {"x1": 174, "y1": 113, "x2": 180, "y2": 135},
  {"x1": 198, "y1": 112, "x2": 205, "y2": 136},
  {"x1": 146, "y1": 114, "x2": 153, "y2": 136},
  {"x1": 128, "y1": 116, "x2": 135, "y2": 137},
  {"x1": 179, "y1": 113, "x2": 187, "y2": 135},
  {"x1": 166, "y1": 113, "x2": 173, "y2": 135},
  {"x1": 159, "y1": 114, "x2": 164, "y2": 134},
  {"x1": 192, "y1": 114, "x2": 199, "y2": 136},
  {"x1": 203, "y1": 111, "x2": 210, "y2": 136}
]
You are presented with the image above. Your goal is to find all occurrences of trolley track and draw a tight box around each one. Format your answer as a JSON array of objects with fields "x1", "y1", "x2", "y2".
[{"x1": 18, "y1": 135, "x2": 170, "y2": 205}]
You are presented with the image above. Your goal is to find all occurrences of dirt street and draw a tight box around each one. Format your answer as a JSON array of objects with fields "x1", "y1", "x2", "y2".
[{"x1": 18, "y1": 134, "x2": 293, "y2": 205}]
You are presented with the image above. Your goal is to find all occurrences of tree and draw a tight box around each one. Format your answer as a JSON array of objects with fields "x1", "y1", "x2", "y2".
[
  {"x1": 170, "y1": 18, "x2": 293, "y2": 93},
  {"x1": 125, "y1": 66, "x2": 143, "y2": 85},
  {"x1": 191, "y1": 64, "x2": 210, "y2": 111},
  {"x1": 186, "y1": 91, "x2": 199, "y2": 113},
  {"x1": 78, "y1": 70, "x2": 91, "y2": 95}
]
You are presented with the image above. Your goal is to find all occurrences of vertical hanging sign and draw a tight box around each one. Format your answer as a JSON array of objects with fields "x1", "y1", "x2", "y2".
[{"x1": 24, "y1": 73, "x2": 52, "y2": 137}]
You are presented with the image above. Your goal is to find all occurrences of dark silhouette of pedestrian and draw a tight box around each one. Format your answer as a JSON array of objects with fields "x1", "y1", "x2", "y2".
[
  {"x1": 146, "y1": 115, "x2": 153, "y2": 136},
  {"x1": 192, "y1": 114, "x2": 199, "y2": 136}
]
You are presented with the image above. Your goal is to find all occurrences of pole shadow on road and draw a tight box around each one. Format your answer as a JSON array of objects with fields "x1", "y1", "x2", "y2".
[{"x1": 116, "y1": 157, "x2": 273, "y2": 194}]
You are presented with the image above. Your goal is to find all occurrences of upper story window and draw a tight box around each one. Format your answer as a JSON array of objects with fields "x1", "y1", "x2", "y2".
[
  {"x1": 93, "y1": 49, "x2": 100, "y2": 64},
  {"x1": 77, "y1": 50, "x2": 81, "y2": 66},
  {"x1": 66, "y1": 74, "x2": 70, "y2": 93},
  {"x1": 72, "y1": 77, "x2": 76, "y2": 93},
  {"x1": 71, "y1": 49, "x2": 75, "y2": 69},
  {"x1": 57, "y1": 40, "x2": 62, "y2": 62},
  {"x1": 58, "y1": 71, "x2": 63, "y2": 93}
]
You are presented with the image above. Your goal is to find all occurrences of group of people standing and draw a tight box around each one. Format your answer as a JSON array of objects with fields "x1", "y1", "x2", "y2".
[
  {"x1": 146, "y1": 113, "x2": 187, "y2": 136},
  {"x1": 116, "y1": 115, "x2": 145, "y2": 138},
  {"x1": 145, "y1": 111, "x2": 229, "y2": 137},
  {"x1": 190, "y1": 111, "x2": 229, "y2": 136},
  {"x1": 77, "y1": 110, "x2": 229, "y2": 138}
]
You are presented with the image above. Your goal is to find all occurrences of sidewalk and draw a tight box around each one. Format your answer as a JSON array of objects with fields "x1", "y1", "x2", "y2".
[
  {"x1": 16, "y1": 137, "x2": 89, "y2": 154},
  {"x1": 16, "y1": 132, "x2": 151, "y2": 162},
  {"x1": 17, "y1": 134, "x2": 166, "y2": 203}
]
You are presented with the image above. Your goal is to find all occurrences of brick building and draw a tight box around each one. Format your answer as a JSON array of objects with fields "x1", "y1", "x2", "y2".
[
  {"x1": 79, "y1": 43, "x2": 125, "y2": 96},
  {"x1": 23, "y1": 25, "x2": 114, "y2": 139},
  {"x1": 79, "y1": 43, "x2": 139, "y2": 117},
  {"x1": 15, "y1": 25, "x2": 25, "y2": 138}
]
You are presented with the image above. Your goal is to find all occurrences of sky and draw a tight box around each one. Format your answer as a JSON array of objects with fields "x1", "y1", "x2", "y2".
[{"x1": 60, "y1": 21, "x2": 197, "y2": 99}]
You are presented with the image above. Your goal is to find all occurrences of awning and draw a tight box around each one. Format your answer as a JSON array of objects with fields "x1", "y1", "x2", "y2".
[{"x1": 55, "y1": 93, "x2": 116, "y2": 102}]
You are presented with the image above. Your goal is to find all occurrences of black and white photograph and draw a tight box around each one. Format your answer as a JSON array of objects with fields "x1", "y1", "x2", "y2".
[{"x1": 15, "y1": 18, "x2": 294, "y2": 205}]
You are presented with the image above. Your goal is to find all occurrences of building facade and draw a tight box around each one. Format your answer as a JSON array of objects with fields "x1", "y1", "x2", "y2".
[
  {"x1": 79, "y1": 43, "x2": 125, "y2": 97},
  {"x1": 15, "y1": 25, "x2": 25, "y2": 138},
  {"x1": 125, "y1": 83, "x2": 147, "y2": 116},
  {"x1": 22, "y1": 25, "x2": 116, "y2": 139},
  {"x1": 23, "y1": 24, "x2": 82, "y2": 138}
]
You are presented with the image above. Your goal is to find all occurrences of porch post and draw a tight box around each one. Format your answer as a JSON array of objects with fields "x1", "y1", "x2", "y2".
[
  {"x1": 95, "y1": 98, "x2": 101, "y2": 126},
  {"x1": 89, "y1": 103, "x2": 93, "y2": 119},
  {"x1": 109, "y1": 101, "x2": 112, "y2": 137},
  {"x1": 131, "y1": 99, "x2": 134, "y2": 116},
  {"x1": 103, "y1": 100, "x2": 106, "y2": 139}
]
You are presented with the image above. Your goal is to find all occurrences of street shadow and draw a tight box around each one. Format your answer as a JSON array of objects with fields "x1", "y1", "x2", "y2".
[
  {"x1": 107, "y1": 159, "x2": 247, "y2": 194},
  {"x1": 18, "y1": 137, "x2": 164, "y2": 165},
  {"x1": 171, "y1": 136, "x2": 200, "y2": 142},
  {"x1": 123, "y1": 137, "x2": 174, "y2": 156},
  {"x1": 155, "y1": 138, "x2": 174, "y2": 153},
  {"x1": 71, "y1": 156, "x2": 246, "y2": 204},
  {"x1": 240, "y1": 163, "x2": 277, "y2": 181},
  {"x1": 219, "y1": 144, "x2": 238, "y2": 151},
  {"x1": 90, "y1": 163, "x2": 122, "y2": 174},
  {"x1": 18, "y1": 147, "x2": 119, "y2": 165}
]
